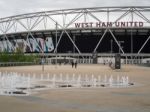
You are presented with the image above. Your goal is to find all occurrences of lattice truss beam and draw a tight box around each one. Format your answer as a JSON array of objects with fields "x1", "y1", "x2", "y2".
[{"x1": 0, "y1": 6, "x2": 150, "y2": 53}]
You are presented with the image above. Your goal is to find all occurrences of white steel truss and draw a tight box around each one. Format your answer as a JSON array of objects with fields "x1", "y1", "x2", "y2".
[{"x1": 0, "y1": 6, "x2": 150, "y2": 54}]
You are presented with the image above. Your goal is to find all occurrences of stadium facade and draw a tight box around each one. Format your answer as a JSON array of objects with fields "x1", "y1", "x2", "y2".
[{"x1": 0, "y1": 6, "x2": 150, "y2": 64}]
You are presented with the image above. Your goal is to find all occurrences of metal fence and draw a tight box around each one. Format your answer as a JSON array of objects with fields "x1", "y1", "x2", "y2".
[{"x1": 0, "y1": 62, "x2": 37, "y2": 67}]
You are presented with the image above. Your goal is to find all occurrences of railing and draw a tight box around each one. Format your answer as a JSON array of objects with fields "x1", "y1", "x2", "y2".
[
  {"x1": 28, "y1": 53, "x2": 150, "y2": 57},
  {"x1": 0, "y1": 62, "x2": 37, "y2": 67}
]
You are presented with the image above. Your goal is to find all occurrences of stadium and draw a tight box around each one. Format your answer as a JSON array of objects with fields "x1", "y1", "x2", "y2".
[
  {"x1": 0, "y1": 6, "x2": 150, "y2": 112},
  {"x1": 0, "y1": 6, "x2": 150, "y2": 64}
]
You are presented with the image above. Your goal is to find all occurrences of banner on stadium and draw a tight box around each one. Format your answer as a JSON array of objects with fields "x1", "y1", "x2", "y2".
[{"x1": 74, "y1": 21, "x2": 144, "y2": 28}]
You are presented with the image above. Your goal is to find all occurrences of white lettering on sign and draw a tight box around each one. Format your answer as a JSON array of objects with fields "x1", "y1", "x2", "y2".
[{"x1": 75, "y1": 22, "x2": 144, "y2": 28}]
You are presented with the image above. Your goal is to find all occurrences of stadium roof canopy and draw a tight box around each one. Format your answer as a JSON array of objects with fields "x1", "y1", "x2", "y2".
[
  {"x1": 0, "y1": 6, "x2": 150, "y2": 34},
  {"x1": 0, "y1": 6, "x2": 150, "y2": 54}
]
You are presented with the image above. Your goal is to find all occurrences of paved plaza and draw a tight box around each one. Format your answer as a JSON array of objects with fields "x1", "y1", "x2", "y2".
[{"x1": 0, "y1": 64, "x2": 150, "y2": 112}]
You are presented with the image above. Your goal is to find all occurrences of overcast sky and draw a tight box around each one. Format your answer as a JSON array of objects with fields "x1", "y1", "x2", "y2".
[{"x1": 0, "y1": 0, "x2": 150, "y2": 18}]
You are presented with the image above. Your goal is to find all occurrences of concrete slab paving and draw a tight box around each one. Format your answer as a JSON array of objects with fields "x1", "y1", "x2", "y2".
[{"x1": 0, "y1": 64, "x2": 150, "y2": 112}]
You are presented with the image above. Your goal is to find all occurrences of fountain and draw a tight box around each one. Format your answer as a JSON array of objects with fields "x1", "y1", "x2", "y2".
[
  {"x1": 0, "y1": 71, "x2": 133, "y2": 96},
  {"x1": 77, "y1": 75, "x2": 81, "y2": 87},
  {"x1": 109, "y1": 75, "x2": 113, "y2": 86},
  {"x1": 52, "y1": 74, "x2": 56, "y2": 87},
  {"x1": 40, "y1": 74, "x2": 43, "y2": 80},
  {"x1": 0, "y1": 72, "x2": 30, "y2": 96},
  {"x1": 72, "y1": 74, "x2": 75, "y2": 82},
  {"x1": 59, "y1": 73, "x2": 63, "y2": 82},
  {"x1": 104, "y1": 75, "x2": 107, "y2": 83},
  {"x1": 93, "y1": 78, "x2": 97, "y2": 87},
  {"x1": 32, "y1": 73, "x2": 36, "y2": 80}
]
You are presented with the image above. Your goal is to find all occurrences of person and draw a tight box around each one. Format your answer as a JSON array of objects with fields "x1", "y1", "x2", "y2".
[
  {"x1": 59, "y1": 61, "x2": 61, "y2": 66},
  {"x1": 74, "y1": 59, "x2": 78, "y2": 69},
  {"x1": 109, "y1": 61, "x2": 112, "y2": 67},
  {"x1": 103, "y1": 60, "x2": 106, "y2": 65},
  {"x1": 71, "y1": 60, "x2": 74, "y2": 68}
]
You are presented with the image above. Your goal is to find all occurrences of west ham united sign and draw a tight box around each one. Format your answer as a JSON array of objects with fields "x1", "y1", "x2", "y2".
[{"x1": 75, "y1": 22, "x2": 144, "y2": 28}]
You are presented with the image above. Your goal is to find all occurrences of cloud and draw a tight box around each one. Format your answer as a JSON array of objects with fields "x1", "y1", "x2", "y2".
[{"x1": 0, "y1": 0, "x2": 149, "y2": 17}]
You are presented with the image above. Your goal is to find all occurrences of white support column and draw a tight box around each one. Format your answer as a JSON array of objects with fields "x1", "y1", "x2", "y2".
[
  {"x1": 62, "y1": 12, "x2": 66, "y2": 28},
  {"x1": 0, "y1": 21, "x2": 17, "y2": 51},
  {"x1": 30, "y1": 16, "x2": 44, "y2": 30},
  {"x1": 17, "y1": 17, "x2": 44, "y2": 53},
  {"x1": 93, "y1": 29, "x2": 108, "y2": 53},
  {"x1": 133, "y1": 8, "x2": 150, "y2": 23},
  {"x1": 54, "y1": 31, "x2": 64, "y2": 53},
  {"x1": 65, "y1": 31, "x2": 81, "y2": 54},
  {"x1": 13, "y1": 22, "x2": 18, "y2": 33},
  {"x1": 109, "y1": 29, "x2": 125, "y2": 54},
  {"x1": 65, "y1": 12, "x2": 84, "y2": 28},
  {"x1": 84, "y1": 10, "x2": 87, "y2": 23},
  {"x1": 112, "y1": 9, "x2": 130, "y2": 25},
  {"x1": 46, "y1": 11, "x2": 84, "y2": 55},
  {"x1": 107, "y1": 8, "x2": 109, "y2": 23},
  {"x1": 138, "y1": 35, "x2": 150, "y2": 54},
  {"x1": 43, "y1": 15, "x2": 48, "y2": 30},
  {"x1": 131, "y1": 8, "x2": 134, "y2": 64},
  {"x1": 87, "y1": 10, "x2": 102, "y2": 22},
  {"x1": 24, "y1": 33, "x2": 32, "y2": 52},
  {"x1": 29, "y1": 32, "x2": 43, "y2": 52}
]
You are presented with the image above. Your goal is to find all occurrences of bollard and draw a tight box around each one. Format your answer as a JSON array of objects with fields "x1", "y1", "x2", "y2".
[{"x1": 52, "y1": 74, "x2": 56, "y2": 87}]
